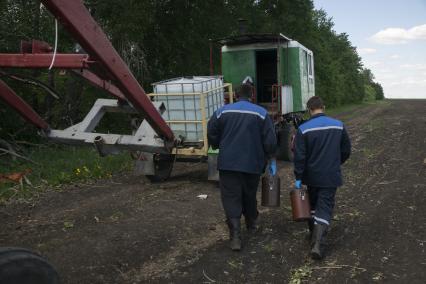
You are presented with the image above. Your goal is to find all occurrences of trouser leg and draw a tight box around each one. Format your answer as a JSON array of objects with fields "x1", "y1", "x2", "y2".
[
  {"x1": 219, "y1": 170, "x2": 243, "y2": 219},
  {"x1": 308, "y1": 186, "x2": 319, "y2": 216},
  {"x1": 242, "y1": 173, "x2": 261, "y2": 220},
  {"x1": 310, "y1": 187, "x2": 336, "y2": 259},
  {"x1": 312, "y1": 187, "x2": 337, "y2": 226},
  {"x1": 219, "y1": 170, "x2": 243, "y2": 251},
  {"x1": 307, "y1": 186, "x2": 319, "y2": 235},
  {"x1": 242, "y1": 173, "x2": 260, "y2": 232}
]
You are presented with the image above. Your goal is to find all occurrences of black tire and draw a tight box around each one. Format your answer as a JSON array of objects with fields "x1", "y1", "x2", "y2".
[
  {"x1": 146, "y1": 154, "x2": 174, "y2": 182},
  {"x1": 0, "y1": 247, "x2": 59, "y2": 284},
  {"x1": 276, "y1": 123, "x2": 296, "y2": 162}
]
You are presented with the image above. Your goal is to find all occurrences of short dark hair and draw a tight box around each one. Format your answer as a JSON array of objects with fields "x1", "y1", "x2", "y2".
[
  {"x1": 239, "y1": 83, "x2": 253, "y2": 98},
  {"x1": 306, "y1": 96, "x2": 324, "y2": 111}
]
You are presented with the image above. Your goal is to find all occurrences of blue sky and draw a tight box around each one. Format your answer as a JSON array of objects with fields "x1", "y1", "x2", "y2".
[{"x1": 312, "y1": 0, "x2": 426, "y2": 98}]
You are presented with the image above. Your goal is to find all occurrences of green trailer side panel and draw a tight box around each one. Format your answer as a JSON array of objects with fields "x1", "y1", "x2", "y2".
[
  {"x1": 222, "y1": 50, "x2": 256, "y2": 90},
  {"x1": 299, "y1": 49, "x2": 315, "y2": 109},
  {"x1": 280, "y1": 47, "x2": 303, "y2": 112}
]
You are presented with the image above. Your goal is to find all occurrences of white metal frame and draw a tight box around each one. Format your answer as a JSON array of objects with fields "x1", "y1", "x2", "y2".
[{"x1": 46, "y1": 99, "x2": 170, "y2": 155}]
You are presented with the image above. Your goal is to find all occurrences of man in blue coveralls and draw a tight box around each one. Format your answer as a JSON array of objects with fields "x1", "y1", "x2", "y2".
[
  {"x1": 294, "y1": 96, "x2": 351, "y2": 259},
  {"x1": 208, "y1": 83, "x2": 277, "y2": 251}
]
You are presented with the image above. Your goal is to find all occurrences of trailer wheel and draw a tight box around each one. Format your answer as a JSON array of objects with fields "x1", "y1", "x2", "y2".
[
  {"x1": 0, "y1": 247, "x2": 59, "y2": 284},
  {"x1": 276, "y1": 123, "x2": 296, "y2": 162},
  {"x1": 146, "y1": 154, "x2": 174, "y2": 182}
]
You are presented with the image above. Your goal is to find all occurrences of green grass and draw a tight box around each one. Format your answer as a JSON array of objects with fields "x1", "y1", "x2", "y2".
[
  {"x1": 0, "y1": 144, "x2": 132, "y2": 203},
  {"x1": 289, "y1": 264, "x2": 312, "y2": 284},
  {"x1": 326, "y1": 99, "x2": 388, "y2": 117},
  {"x1": 296, "y1": 99, "x2": 388, "y2": 122}
]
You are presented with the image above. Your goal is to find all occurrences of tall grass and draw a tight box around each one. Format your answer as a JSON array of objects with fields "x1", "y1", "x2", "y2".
[
  {"x1": 0, "y1": 144, "x2": 132, "y2": 203},
  {"x1": 326, "y1": 99, "x2": 389, "y2": 117}
]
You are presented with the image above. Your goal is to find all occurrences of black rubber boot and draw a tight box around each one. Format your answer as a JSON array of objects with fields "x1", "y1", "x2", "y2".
[
  {"x1": 245, "y1": 211, "x2": 259, "y2": 233},
  {"x1": 226, "y1": 219, "x2": 232, "y2": 239},
  {"x1": 228, "y1": 218, "x2": 242, "y2": 251},
  {"x1": 245, "y1": 217, "x2": 257, "y2": 233},
  {"x1": 310, "y1": 223, "x2": 328, "y2": 259}
]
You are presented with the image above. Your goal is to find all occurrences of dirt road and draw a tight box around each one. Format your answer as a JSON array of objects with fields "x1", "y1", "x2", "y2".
[{"x1": 1, "y1": 100, "x2": 425, "y2": 283}]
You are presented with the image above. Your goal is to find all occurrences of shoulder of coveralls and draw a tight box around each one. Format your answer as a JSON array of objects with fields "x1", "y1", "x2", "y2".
[
  {"x1": 298, "y1": 114, "x2": 343, "y2": 135},
  {"x1": 216, "y1": 101, "x2": 267, "y2": 120}
]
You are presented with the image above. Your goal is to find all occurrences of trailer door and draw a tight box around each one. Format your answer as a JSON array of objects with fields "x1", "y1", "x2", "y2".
[{"x1": 255, "y1": 49, "x2": 277, "y2": 104}]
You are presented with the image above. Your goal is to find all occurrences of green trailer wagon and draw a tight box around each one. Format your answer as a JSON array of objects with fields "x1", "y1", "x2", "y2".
[
  {"x1": 111, "y1": 34, "x2": 316, "y2": 181},
  {"x1": 218, "y1": 33, "x2": 315, "y2": 160}
]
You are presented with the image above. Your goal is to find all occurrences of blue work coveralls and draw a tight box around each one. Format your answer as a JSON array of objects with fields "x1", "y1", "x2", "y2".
[
  {"x1": 294, "y1": 113, "x2": 351, "y2": 225},
  {"x1": 208, "y1": 98, "x2": 277, "y2": 219}
]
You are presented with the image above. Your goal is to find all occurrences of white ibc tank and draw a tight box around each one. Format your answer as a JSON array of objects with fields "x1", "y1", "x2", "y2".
[{"x1": 152, "y1": 76, "x2": 225, "y2": 142}]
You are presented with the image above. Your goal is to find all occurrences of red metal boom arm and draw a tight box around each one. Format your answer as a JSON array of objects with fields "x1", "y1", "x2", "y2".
[
  {"x1": 0, "y1": 80, "x2": 49, "y2": 130},
  {"x1": 39, "y1": 0, "x2": 173, "y2": 141},
  {"x1": 0, "y1": 0, "x2": 174, "y2": 141}
]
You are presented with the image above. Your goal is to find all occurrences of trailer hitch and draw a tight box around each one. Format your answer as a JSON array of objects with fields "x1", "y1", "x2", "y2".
[{"x1": 283, "y1": 112, "x2": 307, "y2": 129}]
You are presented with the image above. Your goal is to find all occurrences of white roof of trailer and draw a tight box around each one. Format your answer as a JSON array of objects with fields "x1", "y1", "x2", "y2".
[
  {"x1": 217, "y1": 33, "x2": 291, "y2": 45},
  {"x1": 218, "y1": 33, "x2": 313, "y2": 55},
  {"x1": 221, "y1": 41, "x2": 313, "y2": 55}
]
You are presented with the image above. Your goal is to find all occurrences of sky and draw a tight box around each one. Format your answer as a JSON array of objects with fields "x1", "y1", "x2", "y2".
[{"x1": 312, "y1": 0, "x2": 426, "y2": 99}]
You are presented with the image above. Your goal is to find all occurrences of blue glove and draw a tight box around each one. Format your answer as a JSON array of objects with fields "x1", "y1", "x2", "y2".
[
  {"x1": 269, "y1": 159, "x2": 277, "y2": 176},
  {"x1": 295, "y1": 180, "x2": 302, "y2": 189}
]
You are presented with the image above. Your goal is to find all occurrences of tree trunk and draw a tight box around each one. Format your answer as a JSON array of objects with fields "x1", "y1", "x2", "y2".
[{"x1": 31, "y1": 0, "x2": 41, "y2": 112}]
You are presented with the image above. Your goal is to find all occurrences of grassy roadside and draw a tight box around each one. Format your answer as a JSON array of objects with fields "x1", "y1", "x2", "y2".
[
  {"x1": 0, "y1": 144, "x2": 132, "y2": 203},
  {"x1": 326, "y1": 99, "x2": 389, "y2": 117}
]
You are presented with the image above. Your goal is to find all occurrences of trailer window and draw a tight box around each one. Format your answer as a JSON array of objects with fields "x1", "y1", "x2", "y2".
[
  {"x1": 308, "y1": 54, "x2": 313, "y2": 77},
  {"x1": 302, "y1": 51, "x2": 307, "y2": 76}
]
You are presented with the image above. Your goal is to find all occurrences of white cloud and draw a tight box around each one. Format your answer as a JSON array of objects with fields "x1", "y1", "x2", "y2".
[
  {"x1": 390, "y1": 54, "x2": 400, "y2": 59},
  {"x1": 370, "y1": 24, "x2": 426, "y2": 44},
  {"x1": 383, "y1": 77, "x2": 426, "y2": 98},
  {"x1": 400, "y1": 63, "x2": 426, "y2": 70},
  {"x1": 376, "y1": 68, "x2": 391, "y2": 74},
  {"x1": 357, "y1": 48, "x2": 377, "y2": 55},
  {"x1": 389, "y1": 78, "x2": 426, "y2": 86},
  {"x1": 370, "y1": 61, "x2": 426, "y2": 98},
  {"x1": 363, "y1": 60, "x2": 382, "y2": 68},
  {"x1": 376, "y1": 73, "x2": 397, "y2": 81}
]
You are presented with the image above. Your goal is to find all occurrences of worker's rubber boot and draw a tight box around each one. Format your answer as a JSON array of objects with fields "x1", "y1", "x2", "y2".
[
  {"x1": 226, "y1": 219, "x2": 233, "y2": 239},
  {"x1": 245, "y1": 211, "x2": 259, "y2": 234},
  {"x1": 310, "y1": 223, "x2": 328, "y2": 260},
  {"x1": 226, "y1": 219, "x2": 232, "y2": 239},
  {"x1": 245, "y1": 217, "x2": 257, "y2": 233},
  {"x1": 228, "y1": 218, "x2": 242, "y2": 251}
]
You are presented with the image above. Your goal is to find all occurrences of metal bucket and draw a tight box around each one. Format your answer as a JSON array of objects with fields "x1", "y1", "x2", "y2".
[
  {"x1": 290, "y1": 189, "x2": 311, "y2": 221},
  {"x1": 261, "y1": 175, "x2": 280, "y2": 207}
]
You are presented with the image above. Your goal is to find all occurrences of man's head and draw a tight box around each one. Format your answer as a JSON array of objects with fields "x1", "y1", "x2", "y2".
[
  {"x1": 239, "y1": 83, "x2": 253, "y2": 100},
  {"x1": 306, "y1": 96, "x2": 325, "y2": 116}
]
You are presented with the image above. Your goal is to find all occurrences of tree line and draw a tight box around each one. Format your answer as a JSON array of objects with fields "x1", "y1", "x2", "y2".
[{"x1": 0, "y1": 0, "x2": 384, "y2": 144}]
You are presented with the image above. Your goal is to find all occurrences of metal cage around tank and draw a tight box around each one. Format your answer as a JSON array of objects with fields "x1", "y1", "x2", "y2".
[{"x1": 147, "y1": 81, "x2": 234, "y2": 157}]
